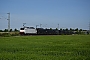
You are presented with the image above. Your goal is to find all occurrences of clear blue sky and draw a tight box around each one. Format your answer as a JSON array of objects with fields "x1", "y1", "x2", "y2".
[{"x1": 0, "y1": 0, "x2": 90, "y2": 30}]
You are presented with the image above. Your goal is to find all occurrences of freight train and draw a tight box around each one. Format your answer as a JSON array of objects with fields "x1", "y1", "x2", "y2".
[
  {"x1": 20, "y1": 26, "x2": 88, "y2": 35},
  {"x1": 20, "y1": 27, "x2": 74, "y2": 35},
  {"x1": 20, "y1": 27, "x2": 59, "y2": 35}
]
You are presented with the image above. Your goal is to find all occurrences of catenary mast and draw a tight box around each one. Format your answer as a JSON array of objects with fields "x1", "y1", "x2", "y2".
[{"x1": 7, "y1": 13, "x2": 10, "y2": 32}]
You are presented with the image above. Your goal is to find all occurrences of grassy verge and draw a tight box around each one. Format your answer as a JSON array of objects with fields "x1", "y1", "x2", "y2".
[
  {"x1": 0, "y1": 32, "x2": 19, "y2": 37},
  {"x1": 0, "y1": 35, "x2": 90, "y2": 60}
]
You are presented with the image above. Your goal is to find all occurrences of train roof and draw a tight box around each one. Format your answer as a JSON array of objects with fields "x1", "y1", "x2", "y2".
[{"x1": 20, "y1": 27, "x2": 35, "y2": 29}]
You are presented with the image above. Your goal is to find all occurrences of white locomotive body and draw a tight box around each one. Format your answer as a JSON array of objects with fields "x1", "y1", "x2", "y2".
[{"x1": 20, "y1": 27, "x2": 37, "y2": 35}]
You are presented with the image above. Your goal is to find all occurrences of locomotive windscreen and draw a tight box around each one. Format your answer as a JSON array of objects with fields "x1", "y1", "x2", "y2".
[{"x1": 20, "y1": 28, "x2": 24, "y2": 30}]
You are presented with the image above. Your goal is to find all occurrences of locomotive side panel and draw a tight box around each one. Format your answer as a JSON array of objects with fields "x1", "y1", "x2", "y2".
[{"x1": 24, "y1": 29, "x2": 37, "y2": 34}]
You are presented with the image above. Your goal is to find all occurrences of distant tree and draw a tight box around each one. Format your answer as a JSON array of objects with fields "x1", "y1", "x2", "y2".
[
  {"x1": 65, "y1": 28, "x2": 68, "y2": 31},
  {"x1": 60, "y1": 28, "x2": 62, "y2": 31},
  {"x1": 4, "y1": 29, "x2": 8, "y2": 32},
  {"x1": 50, "y1": 28, "x2": 52, "y2": 30},
  {"x1": 14, "y1": 28, "x2": 19, "y2": 32},
  {"x1": 79, "y1": 29, "x2": 82, "y2": 31},
  {"x1": 59, "y1": 28, "x2": 63, "y2": 35},
  {"x1": 75, "y1": 28, "x2": 78, "y2": 31},
  {"x1": 69, "y1": 28, "x2": 73, "y2": 34},
  {"x1": 45, "y1": 28, "x2": 47, "y2": 30},
  {"x1": 0, "y1": 30, "x2": 3, "y2": 32},
  {"x1": 63, "y1": 29, "x2": 65, "y2": 31},
  {"x1": 87, "y1": 31, "x2": 89, "y2": 35},
  {"x1": 65, "y1": 28, "x2": 69, "y2": 35},
  {"x1": 75, "y1": 28, "x2": 79, "y2": 34},
  {"x1": 56, "y1": 28, "x2": 58, "y2": 30},
  {"x1": 79, "y1": 29, "x2": 83, "y2": 34},
  {"x1": 70, "y1": 28, "x2": 72, "y2": 31},
  {"x1": 72, "y1": 29, "x2": 74, "y2": 31},
  {"x1": 62, "y1": 29, "x2": 65, "y2": 34},
  {"x1": 10, "y1": 29, "x2": 12, "y2": 32}
]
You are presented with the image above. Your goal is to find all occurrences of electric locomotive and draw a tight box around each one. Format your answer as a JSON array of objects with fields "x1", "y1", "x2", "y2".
[{"x1": 20, "y1": 27, "x2": 37, "y2": 35}]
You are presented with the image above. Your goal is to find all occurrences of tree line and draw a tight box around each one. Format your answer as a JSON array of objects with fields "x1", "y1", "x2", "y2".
[{"x1": 0, "y1": 28, "x2": 19, "y2": 32}]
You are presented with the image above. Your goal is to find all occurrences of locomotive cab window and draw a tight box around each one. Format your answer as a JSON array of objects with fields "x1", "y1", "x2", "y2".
[{"x1": 20, "y1": 28, "x2": 24, "y2": 30}]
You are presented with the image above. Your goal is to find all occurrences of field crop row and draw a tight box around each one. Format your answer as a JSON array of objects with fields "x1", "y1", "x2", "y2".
[{"x1": 0, "y1": 35, "x2": 90, "y2": 60}]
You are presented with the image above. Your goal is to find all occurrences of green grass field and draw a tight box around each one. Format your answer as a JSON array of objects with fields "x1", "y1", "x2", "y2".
[{"x1": 0, "y1": 35, "x2": 90, "y2": 60}]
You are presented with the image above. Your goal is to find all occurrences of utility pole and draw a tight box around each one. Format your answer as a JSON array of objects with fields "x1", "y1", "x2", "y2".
[
  {"x1": 58, "y1": 24, "x2": 59, "y2": 30},
  {"x1": 36, "y1": 25, "x2": 39, "y2": 29},
  {"x1": 7, "y1": 13, "x2": 10, "y2": 32},
  {"x1": 89, "y1": 22, "x2": 90, "y2": 33},
  {"x1": 23, "y1": 23, "x2": 26, "y2": 27},
  {"x1": 40, "y1": 24, "x2": 42, "y2": 28}
]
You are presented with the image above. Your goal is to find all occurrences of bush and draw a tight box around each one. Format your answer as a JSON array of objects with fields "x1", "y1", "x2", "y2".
[
  {"x1": 11, "y1": 32, "x2": 20, "y2": 36},
  {"x1": 0, "y1": 33, "x2": 11, "y2": 37}
]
